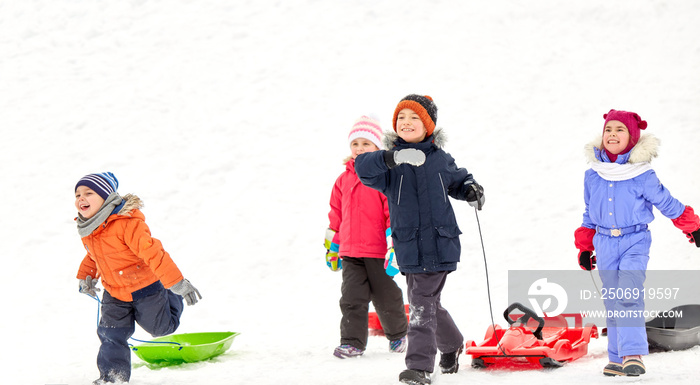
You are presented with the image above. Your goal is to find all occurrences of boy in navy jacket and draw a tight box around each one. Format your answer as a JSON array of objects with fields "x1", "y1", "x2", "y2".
[{"x1": 355, "y1": 94, "x2": 484, "y2": 385}]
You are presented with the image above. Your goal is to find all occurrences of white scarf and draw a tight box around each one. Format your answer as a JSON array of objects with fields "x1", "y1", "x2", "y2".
[{"x1": 590, "y1": 161, "x2": 652, "y2": 181}]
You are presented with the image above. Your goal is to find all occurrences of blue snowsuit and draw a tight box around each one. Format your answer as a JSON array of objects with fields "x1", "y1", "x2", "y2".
[
  {"x1": 581, "y1": 135, "x2": 685, "y2": 362},
  {"x1": 355, "y1": 129, "x2": 477, "y2": 372}
]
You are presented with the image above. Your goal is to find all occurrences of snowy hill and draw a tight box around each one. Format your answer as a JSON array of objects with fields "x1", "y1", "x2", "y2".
[{"x1": 1, "y1": 0, "x2": 699, "y2": 384}]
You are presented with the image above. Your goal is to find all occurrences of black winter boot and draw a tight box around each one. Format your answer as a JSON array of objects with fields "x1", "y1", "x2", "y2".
[
  {"x1": 439, "y1": 345, "x2": 463, "y2": 374},
  {"x1": 399, "y1": 369, "x2": 431, "y2": 385}
]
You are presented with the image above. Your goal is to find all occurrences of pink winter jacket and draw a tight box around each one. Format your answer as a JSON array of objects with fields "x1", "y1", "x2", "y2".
[{"x1": 328, "y1": 158, "x2": 390, "y2": 259}]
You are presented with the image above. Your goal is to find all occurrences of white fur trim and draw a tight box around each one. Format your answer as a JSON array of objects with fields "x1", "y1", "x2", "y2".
[
  {"x1": 585, "y1": 134, "x2": 659, "y2": 164},
  {"x1": 584, "y1": 134, "x2": 660, "y2": 181},
  {"x1": 382, "y1": 127, "x2": 448, "y2": 150}
]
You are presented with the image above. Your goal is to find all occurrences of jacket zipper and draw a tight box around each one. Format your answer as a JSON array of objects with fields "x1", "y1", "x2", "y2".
[
  {"x1": 438, "y1": 173, "x2": 447, "y2": 202},
  {"x1": 398, "y1": 175, "x2": 404, "y2": 205}
]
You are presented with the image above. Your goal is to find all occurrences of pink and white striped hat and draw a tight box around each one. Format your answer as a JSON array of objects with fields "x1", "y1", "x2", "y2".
[{"x1": 348, "y1": 116, "x2": 383, "y2": 149}]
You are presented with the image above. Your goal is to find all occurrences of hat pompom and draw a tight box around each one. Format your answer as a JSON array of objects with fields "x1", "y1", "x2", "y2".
[{"x1": 632, "y1": 113, "x2": 648, "y2": 130}]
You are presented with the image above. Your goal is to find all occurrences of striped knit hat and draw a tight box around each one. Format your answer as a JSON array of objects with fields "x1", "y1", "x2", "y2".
[
  {"x1": 348, "y1": 116, "x2": 384, "y2": 149},
  {"x1": 392, "y1": 94, "x2": 438, "y2": 136},
  {"x1": 75, "y1": 172, "x2": 119, "y2": 200}
]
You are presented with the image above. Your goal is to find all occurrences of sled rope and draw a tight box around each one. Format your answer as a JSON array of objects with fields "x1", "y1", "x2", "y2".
[
  {"x1": 588, "y1": 270, "x2": 601, "y2": 297},
  {"x1": 89, "y1": 294, "x2": 182, "y2": 348},
  {"x1": 473, "y1": 207, "x2": 508, "y2": 356}
]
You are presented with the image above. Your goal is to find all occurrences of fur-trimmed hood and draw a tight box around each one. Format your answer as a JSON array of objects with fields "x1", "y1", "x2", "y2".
[
  {"x1": 117, "y1": 193, "x2": 144, "y2": 216},
  {"x1": 382, "y1": 127, "x2": 448, "y2": 150},
  {"x1": 585, "y1": 134, "x2": 659, "y2": 164}
]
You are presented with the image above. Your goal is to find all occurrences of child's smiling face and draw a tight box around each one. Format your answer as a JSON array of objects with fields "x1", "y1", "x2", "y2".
[
  {"x1": 350, "y1": 138, "x2": 379, "y2": 159},
  {"x1": 603, "y1": 120, "x2": 631, "y2": 155},
  {"x1": 396, "y1": 108, "x2": 427, "y2": 143},
  {"x1": 75, "y1": 186, "x2": 105, "y2": 219}
]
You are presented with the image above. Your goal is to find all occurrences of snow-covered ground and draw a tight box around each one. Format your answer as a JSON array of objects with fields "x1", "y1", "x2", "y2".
[{"x1": 2, "y1": 0, "x2": 700, "y2": 384}]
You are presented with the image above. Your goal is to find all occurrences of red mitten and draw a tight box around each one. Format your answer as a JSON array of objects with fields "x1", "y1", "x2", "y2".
[
  {"x1": 574, "y1": 226, "x2": 595, "y2": 250},
  {"x1": 672, "y1": 206, "x2": 700, "y2": 246},
  {"x1": 574, "y1": 226, "x2": 596, "y2": 269}
]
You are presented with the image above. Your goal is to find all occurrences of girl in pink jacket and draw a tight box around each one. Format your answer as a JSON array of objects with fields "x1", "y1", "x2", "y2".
[{"x1": 325, "y1": 116, "x2": 408, "y2": 358}]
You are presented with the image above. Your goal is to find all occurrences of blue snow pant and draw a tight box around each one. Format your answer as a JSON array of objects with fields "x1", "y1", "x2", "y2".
[
  {"x1": 594, "y1": 229, "x2": 650, "y2": 363},
  {"x1": 97, "y1": 281, "x2": 184, "y2": 382},
  {"x1": 405, "y1": 271, "x2": 463, "y2": 373}
]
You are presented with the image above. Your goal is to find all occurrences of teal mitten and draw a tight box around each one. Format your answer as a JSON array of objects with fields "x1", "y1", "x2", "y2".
[{"x1": 384, "y1": 228, "x2": 400, "y2": 276}]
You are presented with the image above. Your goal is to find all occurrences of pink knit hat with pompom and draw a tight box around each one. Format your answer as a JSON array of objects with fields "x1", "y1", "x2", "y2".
[{"x1": 603, "y1": 109, "x2": 648, "y2": 152}]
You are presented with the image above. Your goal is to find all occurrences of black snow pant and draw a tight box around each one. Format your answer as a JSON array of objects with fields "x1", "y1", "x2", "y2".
[
  {"x1": 339, "y1": 256, "x2": 408, "y2": 350},
  {"x1": 405, "y1": 271, "x2": 463, "y2": 373},
  {"x1": 96, "y1": 281, "x2": 184, "y2": 383}
]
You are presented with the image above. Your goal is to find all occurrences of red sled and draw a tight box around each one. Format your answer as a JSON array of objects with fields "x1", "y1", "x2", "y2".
[
  {"x1": 465, "y1": 302, "x2": 598, "y2": 369},
  {"x1": 368, "y1": 304, "x2": 410, "y2": 336}
]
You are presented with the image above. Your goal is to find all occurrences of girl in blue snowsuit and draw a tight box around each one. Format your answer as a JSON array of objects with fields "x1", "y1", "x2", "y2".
[
  {"x1": 355, "y1": 94, "x2": 485, "y2": 385},
  {"x1": 574, "y1": 109, "x2": 700, "y2": 377}
]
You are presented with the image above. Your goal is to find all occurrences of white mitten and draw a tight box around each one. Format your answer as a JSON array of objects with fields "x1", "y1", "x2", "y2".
[{"x1": 393, "y1": 149, "x2": 426, "y2": 167}]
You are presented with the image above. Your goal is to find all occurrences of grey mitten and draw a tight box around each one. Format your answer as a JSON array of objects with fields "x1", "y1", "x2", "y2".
[
  {"x1": 78, "y1": 275, "x2": 101, "y2": 297},
  {"x1": 170, "y1": 279, "x2": 202, "y2": 306},
  {"x1": 393, "y1": 149, "x2": 426, "y2": 166},
  {"x1": 466, "y1": 182, "x2": 485, "y2": 210}
]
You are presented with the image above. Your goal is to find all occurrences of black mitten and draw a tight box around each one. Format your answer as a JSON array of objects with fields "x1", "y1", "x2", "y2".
[
  {"x1": 465, "y1": 183, "x2": 485, "y2": 210},
  {"x1": 578, "y1": 251, "x2": 597, "y2": 271},
  {"x1": 689, "y1": 228, "x2": 700, "y2": 248}
]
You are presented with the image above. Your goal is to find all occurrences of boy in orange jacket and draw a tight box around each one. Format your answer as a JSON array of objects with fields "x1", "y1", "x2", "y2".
[{"x1": 74, "y1": 172, "x2": 201, "y2": 384}]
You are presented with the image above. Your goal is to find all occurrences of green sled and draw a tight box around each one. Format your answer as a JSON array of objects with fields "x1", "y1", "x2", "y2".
[{"x1": 131, "y1": 331, "x2": 240, "y2": 365}]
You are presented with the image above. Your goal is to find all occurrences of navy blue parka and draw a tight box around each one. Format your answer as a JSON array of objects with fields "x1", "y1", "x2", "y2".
[{"x1": 355, "y1": 128, "x2": 477, "y2": 274}]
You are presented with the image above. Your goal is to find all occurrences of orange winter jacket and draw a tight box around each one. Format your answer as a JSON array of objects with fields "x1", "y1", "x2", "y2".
[{"x1": 76, "y1": 195, "x2": 183, "y2": 302}]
